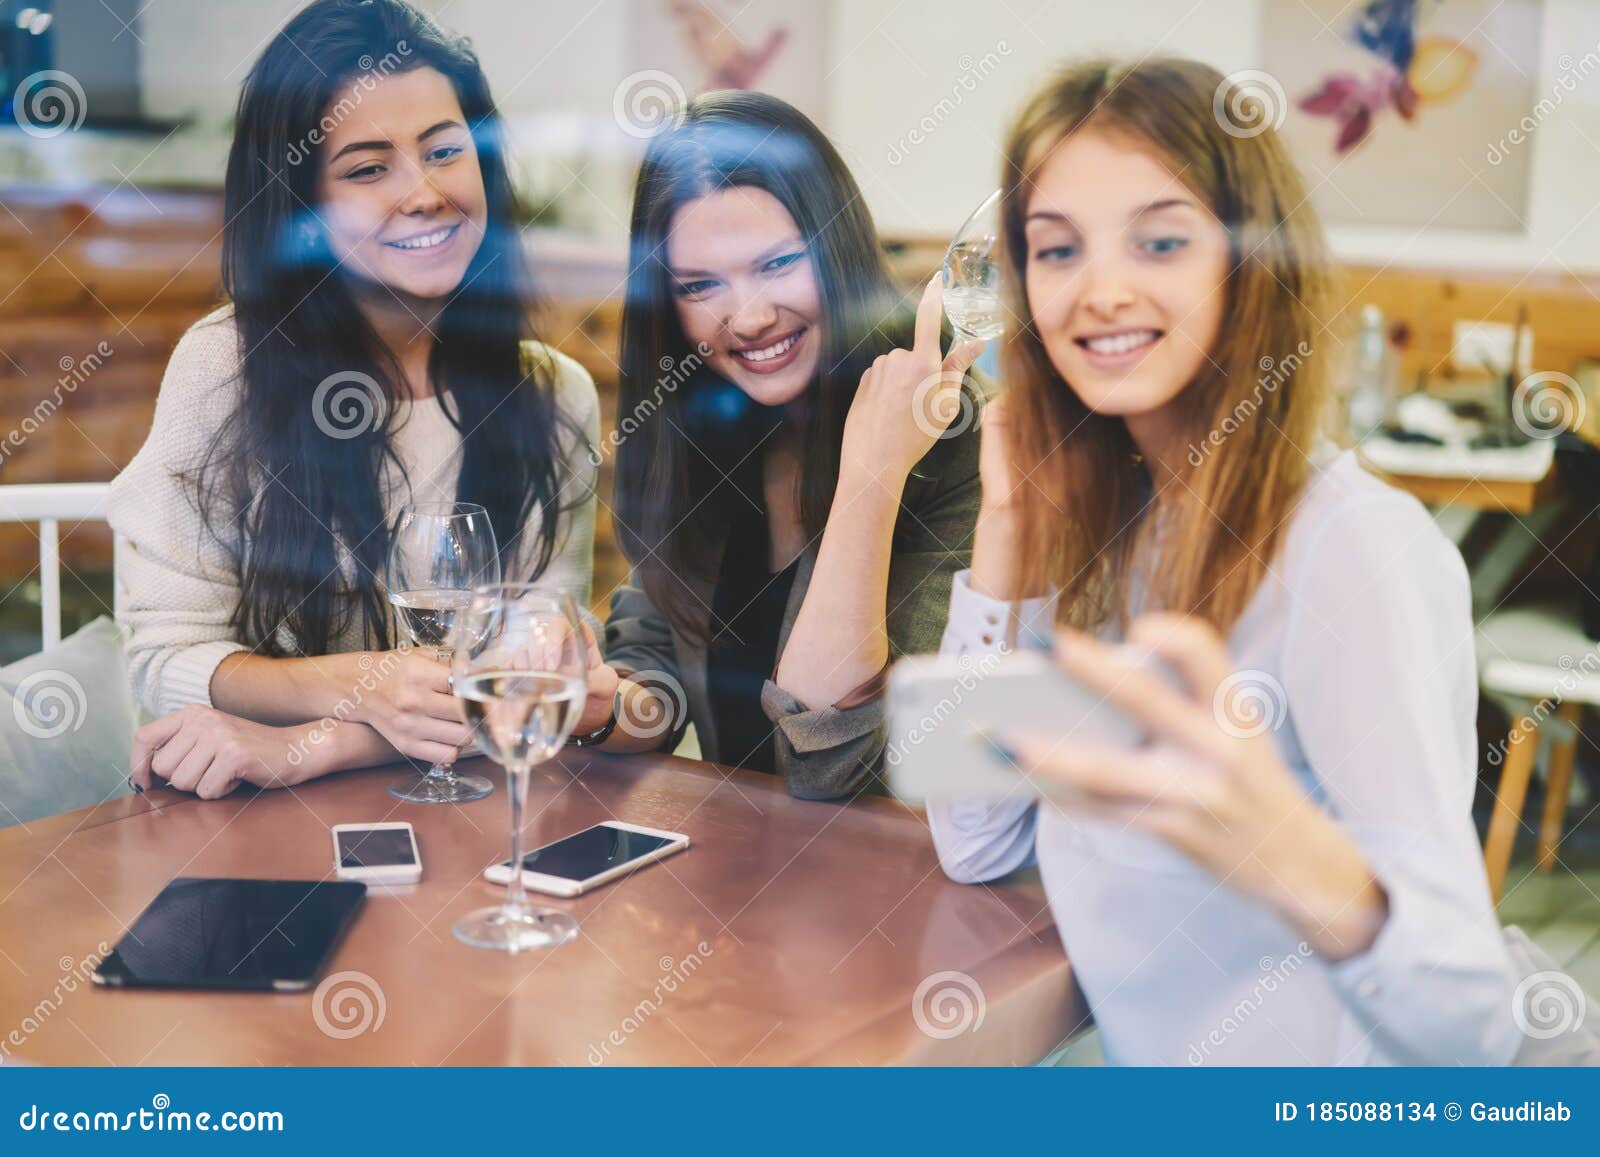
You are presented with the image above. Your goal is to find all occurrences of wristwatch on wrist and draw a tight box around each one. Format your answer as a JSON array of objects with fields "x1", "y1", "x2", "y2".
[{"x1": 570, "y1": 689, "x2": 620, "y2": 748}]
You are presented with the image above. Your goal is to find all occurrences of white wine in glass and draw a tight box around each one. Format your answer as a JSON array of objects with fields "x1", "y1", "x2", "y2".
[
  {"x1": 450, "y1": 586, "x2": 586, "y2": 953},
  {"x1": 942, "y1": 188, "x2": 1004, "y2": 343},
  {"x1": 386, "y1": 502, "x2": 501, "y2": 804}
]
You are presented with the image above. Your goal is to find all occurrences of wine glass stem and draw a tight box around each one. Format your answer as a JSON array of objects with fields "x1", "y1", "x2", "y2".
[
  {"x1": 427, "y1": 646, "x2": 458, "y2": 781},
  {"x1": 503, "y1": 764, "x2": 530, "y2": 920}
]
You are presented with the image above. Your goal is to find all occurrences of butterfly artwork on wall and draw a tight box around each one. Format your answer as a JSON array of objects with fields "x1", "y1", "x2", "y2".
[{"x1": 1298, "y1": 0, "x2": 1480, "y2": 154}]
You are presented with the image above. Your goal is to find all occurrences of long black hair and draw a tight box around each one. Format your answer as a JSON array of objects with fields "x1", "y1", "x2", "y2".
[
  {"x1": 613, "y1": 91, "x2": 904, "y2": 641},
  {"x1": 196, "y1": 0, "x2": 576, "y2": 657}
]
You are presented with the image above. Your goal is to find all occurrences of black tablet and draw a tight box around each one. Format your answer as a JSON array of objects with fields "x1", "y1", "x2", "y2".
[{"x1": 93, "y1": 877, "x2": 366, "y2": 992}]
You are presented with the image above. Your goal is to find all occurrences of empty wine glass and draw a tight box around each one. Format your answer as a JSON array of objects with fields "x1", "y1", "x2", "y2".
[
  {"x1": 450, "y1": 586, "x2": 586, "y2": 952},
  {"x1": 942, "y1": 188, "x2": 1004, "y2": 343},
  {"x1": 386, "y1": 501, "x2": 501, "y2": 804}
]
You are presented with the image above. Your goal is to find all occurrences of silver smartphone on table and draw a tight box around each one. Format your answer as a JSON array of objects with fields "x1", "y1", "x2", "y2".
[{"x1": 483, "y1": 820, "x2": 690, "y2": 897}]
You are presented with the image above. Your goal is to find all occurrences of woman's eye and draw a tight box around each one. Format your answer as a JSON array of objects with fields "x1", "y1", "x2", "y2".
[
  {"x1": 673, "y1": 280, "x2": 716, "y2": 298},
  {"x1": 428, "y1": 145, "x2": 464, "y2": 164},
  {"x1": 1032, "y1": 244, "x2": 1078, "y2": 262},
  {"x1": 762, "y1": 251, "x2": 804, "y2": 274},
  {"x1": 343, "y1": 163, "x2": 385, "y2": 181},
  {"x1": 1141, "y1": 236, "x2": 1189, "y2": 256}
]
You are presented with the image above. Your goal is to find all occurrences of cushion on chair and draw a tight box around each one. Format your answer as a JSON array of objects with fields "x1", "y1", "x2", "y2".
[
  {"x1": 0, "y1": 616, "x2": 136, "y2": 830},
  {"x1": 1476, "y1": 598, "x2": 1600, "y2": 706}
]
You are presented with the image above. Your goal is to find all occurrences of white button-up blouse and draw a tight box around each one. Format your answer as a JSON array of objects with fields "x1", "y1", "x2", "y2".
[{"x1": 928, "y1": 449, "x2": 1523, "y2": 1065}]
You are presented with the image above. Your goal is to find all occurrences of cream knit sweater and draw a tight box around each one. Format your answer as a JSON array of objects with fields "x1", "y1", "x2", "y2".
[{"x1": 107, "y1": 306, "x2": 600, "y2": 717}]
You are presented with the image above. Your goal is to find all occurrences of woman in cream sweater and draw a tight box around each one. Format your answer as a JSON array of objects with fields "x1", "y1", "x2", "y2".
[{"x1": 109, "y1": 0, "x2": 597, "y2": 800}]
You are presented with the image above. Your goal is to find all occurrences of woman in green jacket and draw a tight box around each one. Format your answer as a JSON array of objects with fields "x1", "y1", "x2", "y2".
[{"x1": 567, "y1": 91, "x2": 986, "y2": 800}]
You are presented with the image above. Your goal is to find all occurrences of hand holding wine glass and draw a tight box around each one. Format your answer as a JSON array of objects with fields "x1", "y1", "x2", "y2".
[
  {"x1": 385, "y1": 501, "x2": 500, "y2": 804},
  {"x1": 450, "y1": 586, "x2": 587, "y2": 952},
  {"x1": 942, "y1": 188, "x2": 1004, "y2": 343}
]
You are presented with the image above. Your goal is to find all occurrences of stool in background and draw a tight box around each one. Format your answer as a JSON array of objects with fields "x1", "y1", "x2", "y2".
[{"x1": 1477, "y1": 598, "x2": 1599, "y2": 903}]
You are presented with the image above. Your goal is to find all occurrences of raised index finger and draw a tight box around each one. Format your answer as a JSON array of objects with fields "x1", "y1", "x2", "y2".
[{"x1": 913, "y1": 274, "x2": 945, "y2": 357}]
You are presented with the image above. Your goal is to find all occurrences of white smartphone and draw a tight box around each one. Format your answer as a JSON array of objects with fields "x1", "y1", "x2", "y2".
[
  {"x1": 331, "y1": 822, "x2": 422, "y2": 885},
  {"x1": 886, "y1": 649, "x2": 1171, "y2": 804},
  {"x1": 483, "y1": 820, "x2": 690, "y2": 897}
]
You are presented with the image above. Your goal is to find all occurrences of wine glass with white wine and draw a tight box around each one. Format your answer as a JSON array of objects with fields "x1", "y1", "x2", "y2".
[
  {"x1": 386, "y1": 501, "x2": 501, "y2": 804},
  {"x1": 942, "y1": 188, "x2": 1004, "y2": 343},
  {"x1": 450, "y1": 586, "x2": 587, "y2": 952}
]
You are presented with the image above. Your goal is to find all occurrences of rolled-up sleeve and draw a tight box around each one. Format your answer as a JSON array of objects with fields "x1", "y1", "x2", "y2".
[
  {"x1": 1285, "y1": 494, "x2": 1521, "y2": 1066},
  {"x1": 761, "y1": 434, "x2": 983, "y2": 801}
]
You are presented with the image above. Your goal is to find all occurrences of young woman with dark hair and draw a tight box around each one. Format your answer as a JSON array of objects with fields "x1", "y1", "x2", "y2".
[
  {"x1": 566, "y1": 91, "x2": 987, "y2": 799},
  {"x1": 109, "y1": 0, "x2": 598, "y2": 799}
]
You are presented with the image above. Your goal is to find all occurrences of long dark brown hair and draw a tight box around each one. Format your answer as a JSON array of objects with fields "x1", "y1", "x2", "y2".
[
  {"x1": 1000, "y1": 59, "x2": 1333, "y2": 633},
  {"x1": 197, "y1": 0, "x2": 576, "y2": 657},
  {"x1": 612, "y1": 91, "x2": 905, "y2": 641}
]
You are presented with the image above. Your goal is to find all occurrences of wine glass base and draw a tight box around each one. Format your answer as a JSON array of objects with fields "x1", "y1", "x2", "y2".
[
  {"x1": 452, "y1": 907, "x2": 578, "y2": 952},
  {"x1": 389, "y1": 771, "x2": 493, "y2": 804}
]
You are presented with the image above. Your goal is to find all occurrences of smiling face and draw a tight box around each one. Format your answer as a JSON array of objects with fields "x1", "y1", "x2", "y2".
[
  {"x1": 313, "y1": 66, "x2": 487, "y2": 305},
  {"x1": 1022, "y1": 129, "x2": 1231, "y2": 424},
  {"x1": 666, "y1": 186, "x2": 823, "y2": 409}
]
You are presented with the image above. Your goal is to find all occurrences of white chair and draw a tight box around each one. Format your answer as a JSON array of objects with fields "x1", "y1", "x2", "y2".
[
  {"x1": 0, "y1": 482, "x2": 122, "y2": 647},
  {"x1": 1477, "y1": 596, "x2": 1600, "y2": 903}
]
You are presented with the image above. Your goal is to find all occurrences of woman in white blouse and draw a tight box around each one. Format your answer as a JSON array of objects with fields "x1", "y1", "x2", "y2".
[
  {"x1": 928, "y1": 58, "x2": 1522, "y2": 1065},
  {"x1": 109, "y1": 0, "x2": 597, "y2": 800}
]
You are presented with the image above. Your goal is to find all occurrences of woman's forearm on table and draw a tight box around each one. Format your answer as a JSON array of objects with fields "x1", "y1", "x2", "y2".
[{"x1": 209, "y1": 651, "x2": 375, "y2": 726}]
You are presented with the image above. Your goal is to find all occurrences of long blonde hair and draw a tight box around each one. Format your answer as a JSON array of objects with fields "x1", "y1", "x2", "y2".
[{"x1": 1000, "y1": 58, "x2": 1333, "y2": 634}]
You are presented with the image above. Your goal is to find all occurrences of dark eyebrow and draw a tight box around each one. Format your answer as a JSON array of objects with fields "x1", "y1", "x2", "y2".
[
  {"x1": 417, "y1": 119, "x2": 464, "y2": 143},
  {"x1": 667, "y1": 237, "x2": 805, "y2": 282},
  {"x1": 327, "y1": 120, "x2": 465, "y2": 164},
  {"x1": 751, "y1": 237, "x2": 804, "y2": 265}
]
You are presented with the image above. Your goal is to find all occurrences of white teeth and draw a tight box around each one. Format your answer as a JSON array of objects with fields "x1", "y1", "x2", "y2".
[
  {"x1": 733, "y1": 330, "x2": 802, "y2": 362},
  {"x1": 390, "y1": 226, "x2": 454, "y2": 250},
  {"x1": 1084, "y1": 330, "x2": 1158, "y2": 356}
]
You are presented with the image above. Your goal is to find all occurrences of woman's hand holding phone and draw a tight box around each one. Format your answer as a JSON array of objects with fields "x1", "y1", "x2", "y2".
[{"x1": 998, "y1": 614, "x2": 1391, "y2": 962}]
